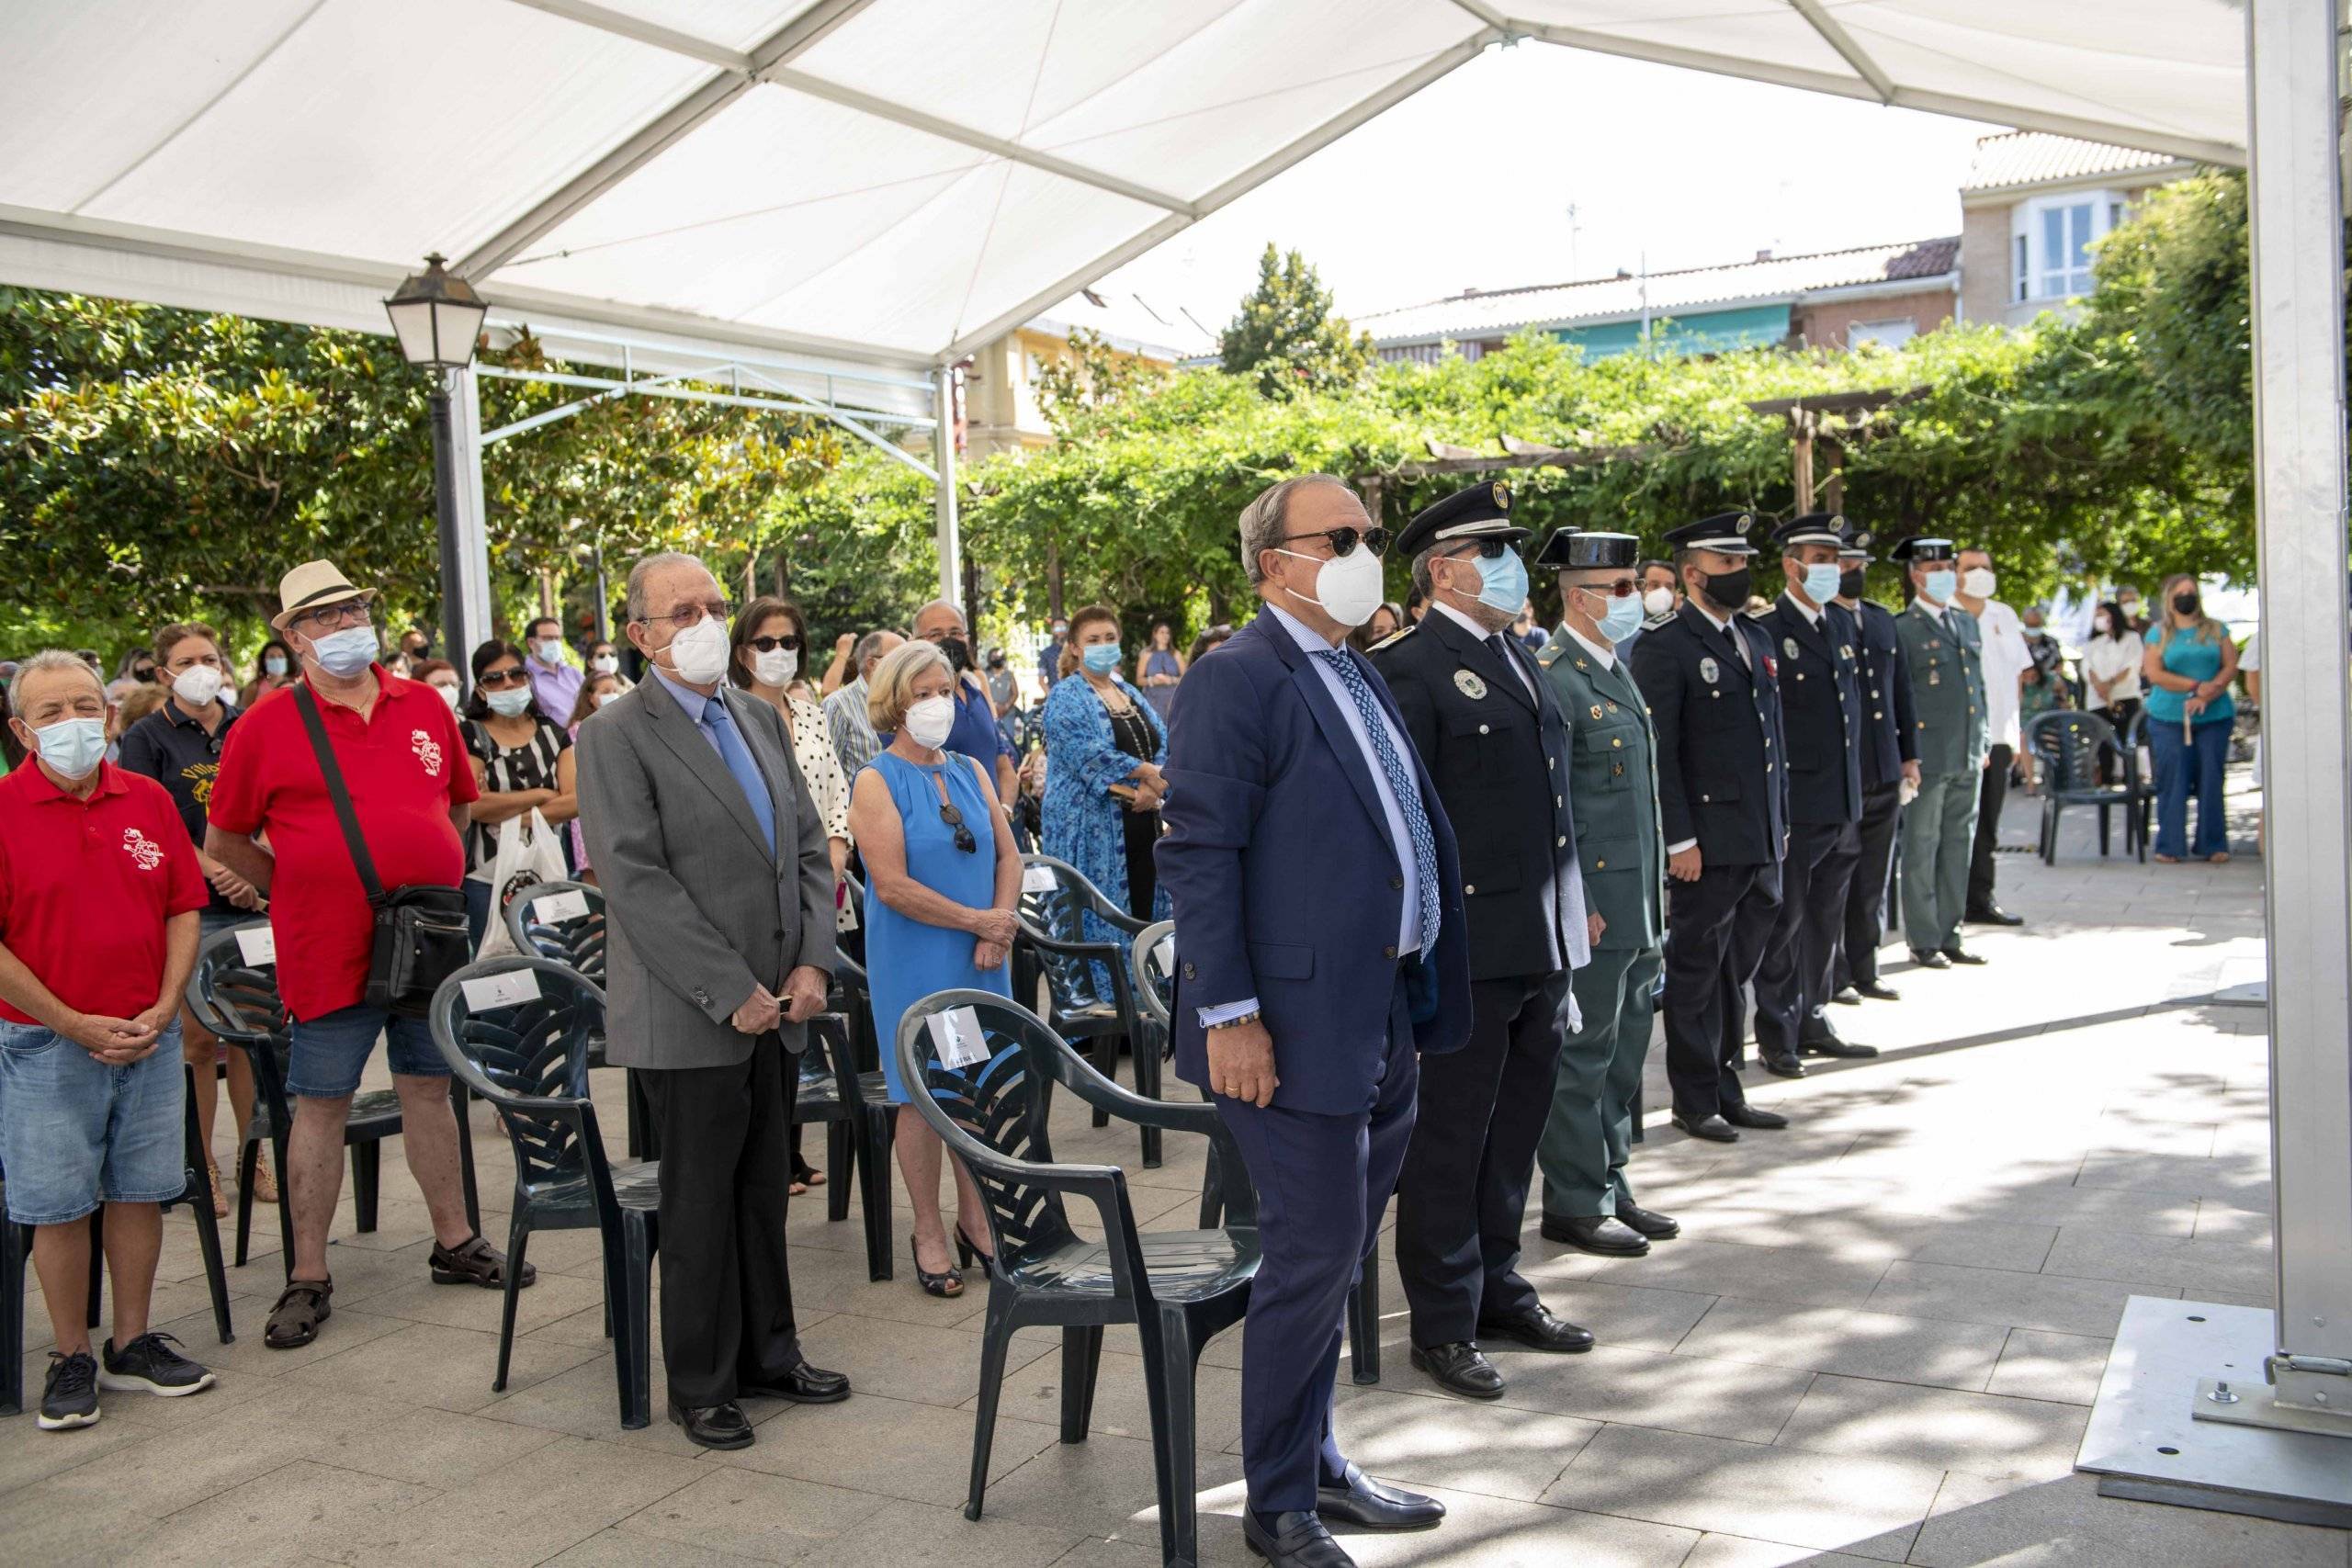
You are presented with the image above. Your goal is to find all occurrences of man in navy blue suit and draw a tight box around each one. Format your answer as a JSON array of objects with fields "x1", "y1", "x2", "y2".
[{"x1": 1159, "y1": 473, "x2": 1472, "y2": 1568}]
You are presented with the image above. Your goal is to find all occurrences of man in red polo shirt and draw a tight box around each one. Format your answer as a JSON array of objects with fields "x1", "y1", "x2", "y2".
[
  {"x1": 208, "y1": 560, "x2": 524, "y2": 1352},
  {"x1": 0, "y1": 651, "x2": 217, "y2": 1429}
]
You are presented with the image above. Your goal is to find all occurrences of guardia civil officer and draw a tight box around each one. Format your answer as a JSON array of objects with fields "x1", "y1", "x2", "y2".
[
  {"x1": 1374, "y1": 482, "x2": 1596, "y2": 1401},
  {"x1": 1629, "y1": 513, "x2": 1792, "y2": 1145},
  {"x1": 1530, "y1": 529, "x2": 1679, "y2": 1258},
  {"x1": 1831, "y1": 534, "x2": 1918, "y2": 1003},
  {"x1": 1892, "y1": 537, "x2": 1989, "y2": 968},
  {"x1": 1749, "y1": 513, "x2": 1875, "y2": 1072}
]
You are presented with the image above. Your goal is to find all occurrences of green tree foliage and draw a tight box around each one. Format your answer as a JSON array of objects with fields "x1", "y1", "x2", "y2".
[
  {"x1": 1217, "y1": 244, "x2": 1375, "y2": 399},
  {"x1": 1033, "y1": 327, "x2": 1168, "y2": 437}
]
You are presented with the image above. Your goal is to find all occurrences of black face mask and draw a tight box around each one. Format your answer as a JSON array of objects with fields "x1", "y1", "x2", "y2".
[
  {"x1": 939, "y1": 636, "x2": 972, "y2": 672},
  {"x1": 1698, "y1": 567, "x2": 1751, "y2": 615},
  {"x1": 1838, "y1": 568, "x2": 1866, "y2": 601},
  {"x1": 2172, "y1": 592, "x2": 2200, "y2": 616}
]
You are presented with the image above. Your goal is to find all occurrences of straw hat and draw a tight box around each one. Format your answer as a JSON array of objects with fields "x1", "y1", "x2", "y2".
[{"x1": 271, "y1": 560, "x2": 375, "y2": 630}]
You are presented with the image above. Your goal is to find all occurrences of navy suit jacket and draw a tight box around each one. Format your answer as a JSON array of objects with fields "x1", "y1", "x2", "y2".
[{"x1": 1157, "y1": 606, "x2": 1472, "y2": 1115}]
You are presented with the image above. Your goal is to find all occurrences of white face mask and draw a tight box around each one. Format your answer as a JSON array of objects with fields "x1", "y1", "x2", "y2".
[
  {"x1": 308, "y1": 624, "x2": 378, "y2": 679},
  {"x1": 597, "y1": 690, "x2": 623, "y2": 708},
  {"x1": 1274, "y1": 546, "x2": 1385, "y2": 628},
  {"x1": 486, "y1": 687, "x2": 535, "y2": 717},
  {"x1": 660, "y1": 616, "x2": 731, "y2": 686},
  {"x1": 752, "y1": 647, "x2": 799, "y2": 687},
  {"x1": 903, "y1": 694, "x2": 957, "y2": 749},
  {"x1": 1961, "y1": 567, "x2": 1996, "y2": 599},
  {"x1": 29, "y1": 716, "x2": 107, "y2": 780},
  {"x1": 171, "y1": 665, "x2": 224, "y2": 708},
  {"x1": 1642, "y1": 586, "x2": 1674, "y2": 617},
  {"x1": 534, "y1": 638, "x2": 567, "y2": 665},
  {"x1": 591, "y1": 653, "x2": 619, "y2": 675},
  {"x1": 434, "y1": 683, "x2": 462, "y2": 710}
]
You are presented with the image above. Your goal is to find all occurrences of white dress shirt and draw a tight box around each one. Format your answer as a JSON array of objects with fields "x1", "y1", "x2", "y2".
[
  {"x1": 1562, "y1": 622, "x2": 1616, "y2": 669},
  {"x1": 1971, "y1": 599, "x2": 2031, "y2": 750}
]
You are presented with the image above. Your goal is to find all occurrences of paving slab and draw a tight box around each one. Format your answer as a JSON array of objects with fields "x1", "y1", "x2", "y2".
[
  {"x1": 1674, "y1": 1299, "x2": 2010, "y2": 1392},
  {"x1": 1772, "y1": 1372, "x2": 2091, "y2": 1481}
]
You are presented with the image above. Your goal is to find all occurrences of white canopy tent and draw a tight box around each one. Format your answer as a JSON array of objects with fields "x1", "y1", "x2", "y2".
[{"x1": 3, "y1": 0, "x2": 2345, "y2": 1521}]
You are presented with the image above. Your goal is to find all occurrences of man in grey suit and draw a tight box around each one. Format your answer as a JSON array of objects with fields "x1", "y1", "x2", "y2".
[{"x1": 577, "y1": 552, "x2": 849, "y2": 1450}]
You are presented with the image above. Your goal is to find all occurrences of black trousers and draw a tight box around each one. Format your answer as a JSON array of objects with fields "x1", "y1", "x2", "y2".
[
  {"x1": 1663, "y1": 859, "x2": 1781, "y2": 1122},
  {"x1": 1395, "y1": 969, "x2": 1570, "y2": 1347},
  {"x1": 640, "y1": 1035, "x2": 802, "y2": 1409},
  {"x1": 1838, "y1": 782, "x2": 1904, "y2": 989},
  {"x1": 1755, "y1": 818, "x2": 1862, "y2": 1053},
  {"x1": 1967, "y1": 741, "x2": 2014, "y2": 912}
]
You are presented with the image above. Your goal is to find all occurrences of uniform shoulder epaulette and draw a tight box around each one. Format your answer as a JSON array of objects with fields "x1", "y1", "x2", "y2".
[
  {"x1": 1367, "y1": 625, "x2": 1416, "y2": 652},
  {"x1": 1535, "y1": 642, "x2": 1563, "y2": 668},
  {"x1": 1642, "y1": 611, "x2": 1674, "y2": 630},
  {"x1": 1741, "y1": 605, "x2": 1773, "y2": 620}
]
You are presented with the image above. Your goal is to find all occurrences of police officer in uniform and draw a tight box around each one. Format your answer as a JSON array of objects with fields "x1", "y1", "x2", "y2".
[
  {"x1": 1630, "y1": 513, "x2": 1792, "y2": 1145},
  {"x1": 1832, "y1": 533, "x2": 1919, "y2": 1003},
  {"x1": 1529, "y1": 529, "x2": 1679, "y2": 1258},
  {"x1": 1374, "y1": 482, "x2": 1596, "y2": 1400},
  {"x1": 1892, "y1": 537, "x2": 1990, "y2": 969},
  {"x1": 1751, "y1": 513, "x2": 1875, "y2": 1071}
]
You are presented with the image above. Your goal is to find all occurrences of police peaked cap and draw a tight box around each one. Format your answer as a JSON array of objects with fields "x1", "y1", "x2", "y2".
[
  {"x1": 1660, "y1": 511, "x2": 1758, "y2": 558},
  {"x1": 1773, "y1": 512, "x2": 1849, "y2": 550},
  {"x1": 1534, "y1": 528, "x2": 1639, "y2": 570},
  {"x1": 1838, "y1": 528, "x2": 1877, "y2": 561},
  {"x1": 1889, "y1": 536, "x2": 1957, "y2": 564},
  {"x1": 1396, "y1": 480, "x2": 1529, "y2": 559}
]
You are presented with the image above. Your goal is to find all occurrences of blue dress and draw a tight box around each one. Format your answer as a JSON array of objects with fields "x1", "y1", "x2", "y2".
[
  {"x1": 1041, "y1": 677, "x2": 1172, "y2": 998},
  {"x1": 863, "y1": 750, "x2": 1014, "y2": 1103}
]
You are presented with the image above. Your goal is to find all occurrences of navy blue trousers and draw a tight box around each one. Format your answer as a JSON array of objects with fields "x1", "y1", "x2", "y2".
[{"x1": 1215, "y1": 981, "x2": 1417, "y2": 1513}]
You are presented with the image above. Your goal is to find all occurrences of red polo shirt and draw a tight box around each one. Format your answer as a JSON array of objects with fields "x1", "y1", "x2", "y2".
[
  {"x1": 209, "y1": 668, "x2": 479, "y2": 1021},
  {"x1": 0, "y1": 761, "x2": 208, "y2": 1024}
]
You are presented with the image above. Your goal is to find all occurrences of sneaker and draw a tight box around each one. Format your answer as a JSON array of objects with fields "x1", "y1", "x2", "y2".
[
  {"x1": 99, "y1": 1332, "x2": 217, "y2": 1398},
  {"x1": 39, "y1": 1350, "x2": 100, "y2": 1430}
]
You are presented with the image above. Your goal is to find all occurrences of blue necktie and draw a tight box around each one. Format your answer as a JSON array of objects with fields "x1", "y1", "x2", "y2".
[
  {"x1": 1315, "y1": 649, "x2": 1441, "y2": 956},
  {"x1": 702, "y1": 696, "x2": 776, "y2": 857}
]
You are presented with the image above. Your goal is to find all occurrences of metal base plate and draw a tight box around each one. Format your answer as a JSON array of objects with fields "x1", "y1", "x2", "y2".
[
  {"x1": 2077, "y1": 1297, "x2": 2352, "y2": 1529},
  {"x1": 2211, "y1": 980, "x2": 2268, "y2": 1007},
  {"x1": 2195, "y1": 1377, "x2": 2352, "y2": 1438}
]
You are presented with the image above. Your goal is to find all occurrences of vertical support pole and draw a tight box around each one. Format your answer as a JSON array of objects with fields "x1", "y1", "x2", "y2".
[
  {"x1": 594, "y1": 542, "x2": 609, "y2": 644},
  {"x1": 2246, "y1": 0, "x2": 2352, "y2": 1416},
  {"x1": 1792, "y1": 411, "x2": 1816, "y2": 512},
  {"x1": 933, "y1": 366, "x2": 962, "y2": 609},
  {"x1": 446, "y1": 367, "x2": 495, "y2": 671},
  {"x1": 428, "y1": 385, "x2": 467, "y2": 675},
  {"x1": 1823, "y1": 441, "x2": 1847, "y2": 514}
]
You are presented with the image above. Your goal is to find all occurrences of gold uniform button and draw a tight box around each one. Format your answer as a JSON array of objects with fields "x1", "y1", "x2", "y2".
[
  {"x1": 1596, "y1": 859, "x2": 1607, "y2": 869},
  {"x1": 1874, "y1": 710, "x2": 1883, "y2": 719},
  {"x1": 1611, "y1": 738, "x2": 1623, "y2": 749},
  {"x1": 1464, "y1": 885, "x2": 1476, "y2": 896}
]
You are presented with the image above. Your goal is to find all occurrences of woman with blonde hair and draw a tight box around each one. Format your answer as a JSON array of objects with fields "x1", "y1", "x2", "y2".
[{"x1": 2140, "y1": 572, "x2": 2237, "y2": 863}]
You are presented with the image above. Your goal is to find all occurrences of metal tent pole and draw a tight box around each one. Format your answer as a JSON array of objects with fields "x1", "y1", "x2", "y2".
[
  {"x1": 447, "y1": 366, "x2": 496, "y2": 671},
  {"x1": 933, "y1": 366, "x2": 961, "y2": 607}
]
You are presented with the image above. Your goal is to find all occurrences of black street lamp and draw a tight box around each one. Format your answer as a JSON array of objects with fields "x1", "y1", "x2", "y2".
[{"x1": 384, "y1": 254, "x2": 490, "y2": 672}]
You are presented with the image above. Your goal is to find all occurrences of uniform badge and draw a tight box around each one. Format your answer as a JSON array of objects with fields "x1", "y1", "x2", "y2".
[
  {"x1": 1453, "y1": 669, "x2": 1487, "y2": 699},
  {"x1": 1841, "y1": 644, "x2": 1854, "y2": 660},
  {"x1": 1492, "y1": 482, "x2": 1510, "y2": 510},
  {"x1": 1699, "y1": 656, "x2": 1720, "y2": 683},
  {"x1": 1589, "y1": 704, "x2": 1604, "y2": 720},
  {"x1": 1783, "y1": 637, "x2": 1800, "y2": 661}
]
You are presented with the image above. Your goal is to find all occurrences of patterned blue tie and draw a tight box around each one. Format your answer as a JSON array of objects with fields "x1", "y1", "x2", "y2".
[
  {"x1": 1315, "y1": 649, "x2": 1441, "y2": 956},
  {"x1": 702, "y1": 696, "x2": 777, "y2": 857}
]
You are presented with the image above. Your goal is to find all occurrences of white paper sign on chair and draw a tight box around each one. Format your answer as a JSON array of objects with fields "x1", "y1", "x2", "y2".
[
  {"x1": 927, "y1": 1006, "x2": 990, "y2": 1068},
  {"x1": 233, "y1": 926, "x2": 277, "y2": 966},
  {"x1": 532, "y1": 888, "x2": 591, "y2": 924},
  {"x1": 461, "y1": 969, "x2": 542, "y2": 1011}
]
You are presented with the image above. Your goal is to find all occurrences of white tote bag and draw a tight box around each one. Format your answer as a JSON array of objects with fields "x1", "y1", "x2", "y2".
[{"x1": 476, "y1": 808, "x2": 568, "y2": 959}]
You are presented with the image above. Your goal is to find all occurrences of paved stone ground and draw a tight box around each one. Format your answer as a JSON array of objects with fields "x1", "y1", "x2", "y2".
[{"x1": 5, "y1": 762, "x2": 2345, "y2": 1567}]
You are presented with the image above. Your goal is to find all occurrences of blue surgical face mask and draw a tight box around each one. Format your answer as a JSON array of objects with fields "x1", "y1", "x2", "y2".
[
  {"x1": 1080, "y1": 643, "x2": 1123, "y2": 675},
  {"x1": 485, "y1": 687, "x2": 535, "y2": 717},
  {"x1": 1802, "y1": 563, "x2": 1844, "y2": 605},
  {"x1": 1923, "y1": 569, "x2": 1958, "y2": 604},
  {"x1": 1465, "y1": 547, "x2": 1528, "y2": 616},
  {"x1": 308, "y1": 625, "x2": 378, "y2": 678},
  {"x1": 1593, "y1": 590, "x2": 1645, "y2": 642},
  {"x1": 30, "y1": 716, "x2": 107, "y2": 780}
]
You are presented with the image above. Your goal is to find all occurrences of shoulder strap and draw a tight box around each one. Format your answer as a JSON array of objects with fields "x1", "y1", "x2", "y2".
[{"x1": 293, "y1": 682, "x2": 386, "y2": 905}]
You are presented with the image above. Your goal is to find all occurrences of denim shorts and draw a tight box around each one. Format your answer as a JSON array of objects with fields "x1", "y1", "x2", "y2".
[
  {"x1": 286, "y1": 1006, "x2": 447, "y2": 1100},
  {"x1": 0, "y1": 1020, "x2": 187, "y2": 1225}
]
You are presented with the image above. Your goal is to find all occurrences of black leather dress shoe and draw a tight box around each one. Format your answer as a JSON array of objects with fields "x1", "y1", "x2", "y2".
[
  {"x1": 741, "y1": 1360, "x2": 851, "y2": 1404},
  {"x1": 1722, "y1": 1103, "x2": 1791, "y2": 1130},
  {"x1": 1855, "y1": 978, "x2": 1901, "y2": 1000},
  {"x1": 1760, "y1": 1052, "x2": 1806, "y2": 1078},
  {"x1": 1615, "y1": 1201, "x2": 1680, "y2": 1240},
  {"x1": 1477, "y1": 1305, "x2": 1595, "y2": 1354},
  {"x1": 1541, "y1": 1213, "x2": 1648, "y2": 1256},
  {"x1": 1316, "y1": 1463, "x2": 1445, "y2": 1530},
  {"x1": 1939, "y1": 945, "x2": 1988, "y2": 965},
  {"x1": 1908, "y1": 948, "x2": 1951, "y2": 970},
  {"x1": 669, "y1": 1399, "x2": 754, "y2": 1450},
  {"x1": 1831, "y1": 985, "x2": 1863, "y2": 1006},
  {"x1": 1245, "y1": 1509, "x2": 1358, "y2": 1565},
  {"x1": 1672, "y1": 1112, "x2": 1739, "y2": 1143},
  {"x1": 1409, "y1": 1341, "x2": 1505, "y2": 1398},
  {"x1": 1965, "y1": 905, "x2": 2025, "y2": 926},
  {"x1": 1800, "y1": 1036, "x2": 1880, "y2": 1059}
]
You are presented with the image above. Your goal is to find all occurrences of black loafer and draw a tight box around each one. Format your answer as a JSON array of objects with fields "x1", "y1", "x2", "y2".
[
  {"x1": 1409, "y1": 1341, "x2": 1505, "y2": 1398},
  {"x1": 1541, "y1": 1213, "x2": 1648, "y2": 1256},
  {"x1": 1831, "y1": 986, "x2": 1863, "y2": 1006},
  {"x1": 1760, "y1": 1053, "x2": 1806, "y2": 1078},
  {"x1": 1966, "y1": 906, "x2": 2025, "y2": 927},
  {"x1": 1855, "y1": 979, "x2": 1901, "y2": 1000},
  {"x1": 1615, "y1": 1202, "x2": 1680, "y2": 1240},
  {"x1": 741, "y1": 1360, "x2": 851, "y2": 1404},
  {"x1": 1722, "y1": 1103, "x2": 1791, "y2": 1131},
  {"x1": 1672, "y1": 1112, "x2": 1739, "y2": 1143},
  {"x1": 1939, "y1": 945, "x2": 1988, "y2": 965},
  {"x1": 1800, "y1": 1036, "x2": 1880, "y2": 1059},
  {"x1": 1245, "y1": 1508, "x2": 1358, "y2": 1565},
  {"x1": 1908, "y1": 948, "x2": 1951, "y2": 970},
  {"x1": 669, "y1": 1399, "x2": 754, "y2": 1450},
  {"x1": 1477, "y1": 1305, "x2": 1595, "y2": 1354},
  {"x1": 1316, "y1": 1462, "x2": 1445, "y2": 1530}
]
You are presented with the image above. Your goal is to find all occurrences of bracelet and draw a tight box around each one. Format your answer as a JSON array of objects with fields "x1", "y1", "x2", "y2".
[{"x1": 1208, "y1": 1010, "x2": 1263, "y2": 1031}]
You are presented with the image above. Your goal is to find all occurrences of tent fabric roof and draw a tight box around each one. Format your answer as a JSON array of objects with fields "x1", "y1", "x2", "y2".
[
  {"x1": 1960, "y1": 130, "x2": 2198, "y2": 195},
  {"x1": 0, "y1": 1, "x2": 2246, "y2": 383},
  {"x1": 1360, "y1": 237, "x2": 1960, "y2": 344}
]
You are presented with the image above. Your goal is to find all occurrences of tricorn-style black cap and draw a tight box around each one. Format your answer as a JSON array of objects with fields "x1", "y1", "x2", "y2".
[{"x1": 1534, "y1": 528, "x2": 1640, "y2": 571}]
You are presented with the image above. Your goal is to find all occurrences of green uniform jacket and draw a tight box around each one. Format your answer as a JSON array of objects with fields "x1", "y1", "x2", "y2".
[
  {"x1": 1894, "y1": 599, "x2": 1988, "y2": 776},
  {"x1": 1537, "y1": 625, "x2": 1664, "y2": 953}
]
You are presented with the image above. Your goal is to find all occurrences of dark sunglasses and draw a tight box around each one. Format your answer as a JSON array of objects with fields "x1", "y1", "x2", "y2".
[
  {"x1": 477, "y1": 669, "x2": 530, "y2": 688},
  {"x1": 938, "y1": 799, "x2": 977, "y2": 854},
  {"x1": 1576, "y1": 578, "x2": 1641, "y2": 599},
  {"x1": 746, "y1": 634, "x2": 803, "y2": 653},
  {"x1": 1281, "y1": 525, "x2": 1390, "y2": 558},
  {"x1": 1446, "y1": 538, "x2": 1514, "y2": 561}
]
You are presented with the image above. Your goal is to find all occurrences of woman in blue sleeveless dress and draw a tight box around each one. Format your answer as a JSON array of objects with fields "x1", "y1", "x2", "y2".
[{"x1": 845, "y1": 642, "x2": 1019, "y2": 1297}]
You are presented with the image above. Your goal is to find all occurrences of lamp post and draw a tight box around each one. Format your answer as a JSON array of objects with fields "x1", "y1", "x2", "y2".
[{"x1": 383, "y1": 254, "x2": 490, "y2": 671}]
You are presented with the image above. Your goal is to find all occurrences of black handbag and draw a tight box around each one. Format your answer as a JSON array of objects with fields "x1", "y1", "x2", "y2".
[{"x1": 294, "y1": 684, "x2": 472, "y2": 1018}]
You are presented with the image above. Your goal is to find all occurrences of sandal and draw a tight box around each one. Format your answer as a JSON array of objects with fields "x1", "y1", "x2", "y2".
[
  {"x1": 251, "y1": 1158, "x2": 279, "y2": 1204},
  {"x1": 205, "y1": 1156, "x2": 229, "y2": 1220},
  {"x1": 910, "y1": 1238, "x2": 962, "y2": 1298},
  {"x1": 265, "y1": 1277, "x2": 334, "y2": 1349},
  {"x1": 429, "y1": 1234, "x2": 536, "y2": 1290}
]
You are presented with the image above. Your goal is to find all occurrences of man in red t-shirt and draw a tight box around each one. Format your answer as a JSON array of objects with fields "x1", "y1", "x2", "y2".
[
  {"x1": 0, "y1": 651, "x2": 217, "y2": 1428},
  {"x1": 208, "y1": 560, "x2": 523, "y2": 1352}
]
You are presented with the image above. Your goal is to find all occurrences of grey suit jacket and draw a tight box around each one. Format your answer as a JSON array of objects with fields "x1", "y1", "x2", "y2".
[{"x1": 576, "y1": 678, "x2": 835, "y2": 1070}]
